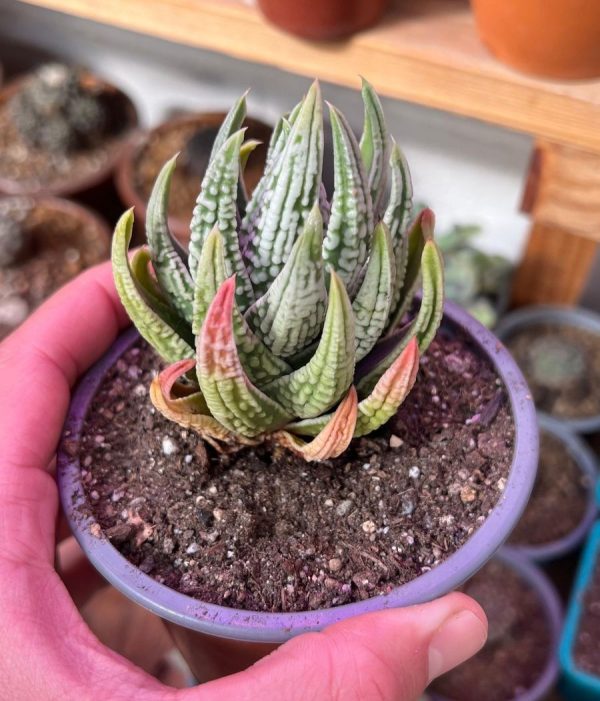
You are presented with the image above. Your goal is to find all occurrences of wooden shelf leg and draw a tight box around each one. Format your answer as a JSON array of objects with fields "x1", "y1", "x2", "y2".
[{"x1": 511, "y1": 139, "x2": 600, "y2": 307}]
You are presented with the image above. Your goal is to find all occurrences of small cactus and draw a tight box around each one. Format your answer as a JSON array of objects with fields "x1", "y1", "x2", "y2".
[
  {"x1": 0, "y1": 207, "x2": 31, "y2": 267},
  {"x1": 10, "y1": 63, "x2": 107, "y2": 154},
  {"x1": 527, "y1": 335, "x2": 586, "y2": 390}
]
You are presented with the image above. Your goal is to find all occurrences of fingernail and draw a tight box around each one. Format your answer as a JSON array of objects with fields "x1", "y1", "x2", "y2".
[{"x1": 427, "y1": 610, "x2": 487, "y2": 683}]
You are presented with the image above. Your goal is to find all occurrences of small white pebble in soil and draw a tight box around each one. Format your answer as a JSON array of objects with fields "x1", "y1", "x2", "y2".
[
  {"x1": 408, "y1": 465, "x2": 420, "y2": 480},
  {"x1": 328, "y1": 558, "x2": 342, "y2": 572},
  {"x1": 208, "y1": 485, "x2": 218, "y2": 495},
  {"x1": 460, "y1": 485, "x2": 477, "y2": 503},
  {"x1": 336, "y1": 499, "x2": 352, "y2": 517},
  {"x1": 362, "y1": 463, "x2": 371, "y2": 470},
  {"x1": 389, "y1": 434, "x2": 403, "y2": 448},
  {"x1": 83, "y1": 455, "x2": 92, "y2": 467},
  {"x1": 161, "y1": 437, "x2": 178, "y2": 456},
  {"x1": 213, "y1": 508, "x2": 224, "y2": 522},
  {"x1": 439, "y1": 514, "x2": 455, "y2": 527},
  {"x1": 90, "y1": 490, "x2": 99, "y2": 501},
  {"x1": 94, "y1": 435, "x2": 104, "y2": 444},
  {"x1": 496, "y1": 477, "x2": 507, "y2": 492},
  {"x1": 227, "y1": 550, "x2": 234, "y2": 558},
  {"x1": 184, "y1": 454, "x2": 193, "y2": 464},
  {"x1": 324, "y1": 498, "x2": 333, "y2": 507},
  {"x1": 90, "y1": 523, "x2": 102, "y2": 538},
  {"x1": 186, "y1": 542, "x2": 201, "y2": 555},
  {"x1": 361, "y1": 520, "x2": 377, "y2": 535},
  {"x1": 133, "y1": 383, "x2": 146, "y2": 397}
]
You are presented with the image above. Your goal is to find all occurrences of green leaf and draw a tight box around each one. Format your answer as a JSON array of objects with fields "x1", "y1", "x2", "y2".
[
  {"x1": 111, "y1": 210, "x2": 194, "y2": 362},
  {"x1": 188, "y1": 129, "x2": 254, "y2": 310},
  {"x1": 352, "y1": 221, "x2": 395, "y2": 361},
  {"x1": 386, "y1": 208, "x2": 429, "y2": 332},
  {"x1": 265, "y1": 271, "x2": 355, "y2": 418},
  {"x1": 323, "y1": 103, "x2": 372, "y2": 294},
  {"x1": 244, "y1": 203, "x2": 327, "y2": 358},
  {"x1": 384, "y1": 141, "x2": 413, "y2": 315},
  {"x1": 359, "y1": 78, "x2": 389, "y2": 209},
  {"x1": 245, "y1": 80, "x2": 324, "y2": 297},
  {"x1": 209, "y1": 91, "x2": 248, "y2": 162},
  {"x1": 145, "y1": 155, "x2": 194, "y2": 323},
  {"x1": 197, "y1": 277, "x2": 292, "y2": 438},
  {"x1": 192, "y1": 226, "x2": 291, "y2": 385}
]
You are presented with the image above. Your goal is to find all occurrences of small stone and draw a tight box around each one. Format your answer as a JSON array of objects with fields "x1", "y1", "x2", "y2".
[
  {"x1": 389, "y1": 434, "x2": 403, "y2": 448},
  {"x1": 212, "y1": 508, "x2": 225, "y2": 522},
  {"x1": 208, "y1": 485, "x2": 218, "y2": 495},
  {"x1": 336, "y1": 499, "x2": 353, "y2": 517},
  {"x1": 328, "y1": 557, "x2": 342, "y2": 572},
  {"x1": 496, "y1": 477, "x2": 507, "y2": 492},
  {"x1": 90, "y1": 490, "x2": 99, "y2": 501},
  {"x1": 460, "y1": 485, "x2": 477, "y2": 503},
  {"x1": 94, "y1": 435, "x2": 104, "y2": 444},
  {"x1": 361, "y1": 520, "x2": 377, "y2": 535},
  {"x1": 90, "y1": 523, "x2": 102, "y2": 538},
  {"x1": 408, "y1": 465, "x2": 420, "y2": 480},
  {"x1": 133, "y1": 383, "x2": 146, "y2": 397},
  {"x1": 184, "y1": 454, "x2": 193, "y2": 464},
  {"x1": 324, "y1": 498, "x2": 333, "y2": 507},
  {"x1": 161, "y1": 437, "x2": 178, "y2": 456},
  {"x1": 186, "y1": 542, "x2": 201, "y2": 555}
]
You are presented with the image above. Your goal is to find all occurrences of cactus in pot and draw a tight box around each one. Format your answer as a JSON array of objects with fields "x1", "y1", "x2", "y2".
[{"x1": 112, "y1": 80, "x2": 444, "y2": 461}]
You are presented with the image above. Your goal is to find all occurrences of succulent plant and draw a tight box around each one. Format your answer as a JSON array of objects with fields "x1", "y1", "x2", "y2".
[
  {"x1": 527, "y1": 335, "x2": 586, "y2": 390},
  {"x1": 0, "y1": 208, "x2": 31, "y2": 268},
  {"x1": 112, "y1": 80, "x2": 444, "y2": 461},
  {"x1": 10, "y1": 63, "x2": 107, "y2": 154}
]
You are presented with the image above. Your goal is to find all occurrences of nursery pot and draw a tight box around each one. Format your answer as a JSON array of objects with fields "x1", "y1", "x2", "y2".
[
  {"x1": 495, "y1": 305, "x2": 600, "y2": 434},
  {"x1": 430, "y1": 548, "x2": 562, "y2": 701},
  {"x1": 256, "y1": 0, "x2": 390, "y2": 41},
  {"x1": 559, "y1": 521, "x2": 600, "y2": 701},
  {"x1": 115, "y1": 112, "x2": 272, "y2": 246},
  {"x1": 470, "y1": 0, "x2": 600, "y2": 80},
  {"x1": 504, "y1": 415, "x2": 599, "y2": 563},
  {"x1": 0, "y1": 73, "x2": 138, "y2": 198},
  {"x1": 58, "y1": 301, "x2": 538, "y2": 682}
]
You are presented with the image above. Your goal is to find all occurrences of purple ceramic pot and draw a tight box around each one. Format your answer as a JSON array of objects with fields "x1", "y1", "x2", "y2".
[
  {"x1": 58, "y1": 300, "x2": 538, "y2": 681},
  {"x1": 428, "y1": 548, "x2": 562, "y2": 701},
  {"x1": 504, "y1": 414, "x2": 599, "y2": 563}
]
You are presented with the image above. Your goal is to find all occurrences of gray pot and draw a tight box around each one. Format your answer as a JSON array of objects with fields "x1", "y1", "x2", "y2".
[{"x1": 495, "y1": 305, "x2": 600, "y2": 433}]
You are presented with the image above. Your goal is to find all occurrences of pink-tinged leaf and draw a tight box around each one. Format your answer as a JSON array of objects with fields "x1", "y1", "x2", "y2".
[
  {"x1": 274, "y1": 387, "x2": 358, "y2": 462},
  {"x1": 157, "y1": 359, "x2": 209, "y2": 415},
  {"x1": 354, "y1": 337, "x2": 419, "y2": 437},
  {"x1": 197, "y1": 276, "x2": 292, "y2": 437}
]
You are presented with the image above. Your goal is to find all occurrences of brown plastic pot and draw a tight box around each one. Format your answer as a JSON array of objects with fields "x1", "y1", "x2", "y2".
[
  {"x1": 471, "y1": 0, "x2": 600, "y2": 80},
  {"x1": 257, "y1": 0, "x2": 390, "y2": 40},
  {"x1": 115, "y1": 112, "x2": 272, "y2": 246},
  {"x1": 0, "y1": 72, "x2": 138, "y2": 198}
]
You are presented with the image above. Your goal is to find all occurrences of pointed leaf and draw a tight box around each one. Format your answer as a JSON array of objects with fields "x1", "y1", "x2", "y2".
[
  {"x1": 354, "y1": 338, "x2": 419, "y2": 436},
  {"x1": 384, "y1": 141, "x2": 413, "y2": 314},
  {"x1": 359, "y1": 78, "x2": 389, "y2": 210},
  {"x1": 193, "y1": 227, "x2": 291, "y2": 385},
  {"x1": 245, "y1": 81, "x2": 324, "y2": 296},
  {"x1": 209, "y1": 91, "x2": 248, "y2": 162},
  {"x1": 112, "y1": 210, "x2": 194, "y2": 362},
  {"x1": 145, "y1": 155, "x2": 194, "y2": 323},
  {"x1": 265, "y1": 271, "x2": 355, "y2": 418},
  {"x1": 188, "y1": 130, "x2": 254, "y2": 310},
  {"x1": 244, "y1": 204, "x2": 327, "y2": 358},
  {"x1": 323, "y1": 104, "x2": 372, "y2": 293},
  {"x1": 352, "y1": 221, "x2": 395, "y2": 361},
  {"x1": 197, "y1": 277, "x2": 293, "y2": 438},
  {"x1": 274, "y1": 387, "x2": 358, "y2": 461},
  {"x1": 157, "y1": 359, "x2": 209, "y2": 415}
]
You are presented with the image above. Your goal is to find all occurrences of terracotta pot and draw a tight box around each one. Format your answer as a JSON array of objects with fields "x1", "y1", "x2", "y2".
[
  {"x1": 0, "y1": 72, "x2": 138, "y2": 198},
  {"x1": 257, "y1": 0, "x2": 390, "y2": 41},
  {"x1": 115, "y1": 112, "x2": 272, "y2": 246},
  {"x1": 471, "y1": 0, "x2": 600, "y2": 80}
]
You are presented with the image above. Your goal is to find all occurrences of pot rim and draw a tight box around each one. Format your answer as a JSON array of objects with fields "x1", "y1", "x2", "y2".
[
  {"x1": 0, "y1": 73, "x2": 139, "y2": 198},
  {"x1": 58, "y1": 299, "x2": 538, "y2": 644},
  {"x1": 503, "y1": 414, "x2": 599, "y2": 563},
  {"x1": 430, "y1": 548, "x2": 562, "y2": 701},
  {"x1": 495, "y1": 304, "x2": 600, "y2": 433}
]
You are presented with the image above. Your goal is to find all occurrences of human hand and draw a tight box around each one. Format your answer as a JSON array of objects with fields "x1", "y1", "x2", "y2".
[{"x1": 0, "y1": 261, "x2": 487, "y2": 700}]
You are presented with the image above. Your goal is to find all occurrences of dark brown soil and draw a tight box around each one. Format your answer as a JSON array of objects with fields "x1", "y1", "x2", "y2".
[
  {"x1": 0, "y1": 198, "x2": 109, "y2": 340},
  {"x1": 76, "y1": 330, "x2": 514, "y2": 613},
  {"x1": 574, "y1": 557, "x2": 600, "y2": 677},
  {"x1": 431, "y1": 559, "x2": 552, "y2": 701},
  {"x1": 133, "y1": 117, "x2": 270, "y2": 223},
  {"x1": 508, "y1": 431, "x2": 589, "y2": 547},
  {"x1": 0, "y1": 78, "x2": 133, "y2": 192},
  {"x1": 505, "y1": 323, "x2": 600, "y2": 419}
]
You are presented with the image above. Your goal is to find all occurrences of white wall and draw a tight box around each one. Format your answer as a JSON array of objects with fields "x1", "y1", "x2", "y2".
[{"x1": 1, "y1": 0, "x2": 533, "y2": 262}]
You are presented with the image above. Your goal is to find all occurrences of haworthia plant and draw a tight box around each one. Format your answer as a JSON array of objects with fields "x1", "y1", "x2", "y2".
[{"x1": 112, "y1": 79, "x2": 445, "y2": 462}]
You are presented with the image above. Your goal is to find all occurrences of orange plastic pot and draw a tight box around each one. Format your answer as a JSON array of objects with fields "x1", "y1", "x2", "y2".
[
  {"x1": 471, "y1": 0, "x2": 600, "y2": 80},
  {"x1": 257, "y1": 0, "x2": 390, "y2": 40}
]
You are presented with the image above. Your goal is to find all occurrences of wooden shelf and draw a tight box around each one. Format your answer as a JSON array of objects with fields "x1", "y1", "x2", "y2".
[{"x1": 17, "y1": 0, "x2": 600, "y2": 153}]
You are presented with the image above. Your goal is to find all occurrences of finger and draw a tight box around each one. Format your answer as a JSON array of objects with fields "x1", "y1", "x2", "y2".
[
  {"x1": 56, "y1": 536, "x2": 108, "y2": 608},
  {"x1": 191, "y1": 593, "x2": 487, "y2": 701}
]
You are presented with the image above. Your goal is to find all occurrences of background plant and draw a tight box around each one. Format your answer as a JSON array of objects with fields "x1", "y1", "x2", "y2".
[{"x1": 113, "y1": 80, "x2": 444, "y2": 461}]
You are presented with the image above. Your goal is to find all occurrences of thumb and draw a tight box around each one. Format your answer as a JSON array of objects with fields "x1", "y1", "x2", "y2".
[{"x1": 199, "y1": 592, "x2": 487, "y2": 701}]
